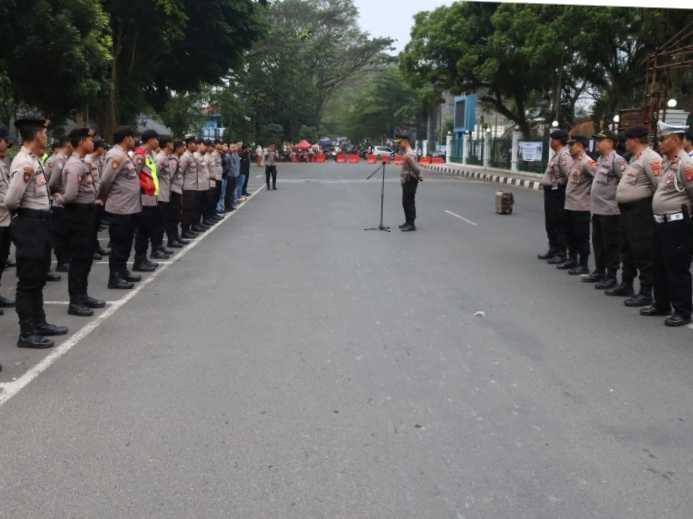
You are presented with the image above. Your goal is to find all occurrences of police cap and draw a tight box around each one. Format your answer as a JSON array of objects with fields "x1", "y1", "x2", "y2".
[
  {"x1": 593, "y1": 130, "x2": 617, "y2": 142},
  {"x1": 568, "y1": 134, "x2": 589, "y2": 147},
  {"x1": 549, "y1": 129, "x2": 568, "y2": 141},
  {"x1": 625, "y1": 126, "x2": 649, "y2": 140}
]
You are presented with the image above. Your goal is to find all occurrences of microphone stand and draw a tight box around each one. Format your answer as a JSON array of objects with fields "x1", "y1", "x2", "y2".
[{"x1": 364, "y1": 161, "x2": 391, "y2": 232}]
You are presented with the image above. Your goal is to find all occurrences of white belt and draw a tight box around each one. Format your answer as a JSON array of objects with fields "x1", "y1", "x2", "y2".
[{"x1": 654, "y1": 212, "x2": 685, "y2": 224}]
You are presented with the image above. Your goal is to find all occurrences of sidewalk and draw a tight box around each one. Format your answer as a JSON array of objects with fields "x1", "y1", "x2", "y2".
[{"x1": 424, "y1": 162, "x2": 544, "y2": 191}]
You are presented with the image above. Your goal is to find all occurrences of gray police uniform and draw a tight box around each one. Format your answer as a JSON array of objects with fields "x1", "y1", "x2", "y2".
[
  {"x1": 46, "y1": 151, "x2": 70, "y2": 266},
  {"x1": 0, "y1": 156, "x2": 12, "y2": 297},
  {"x1": 541, "y1": 146, "x2": 573, "y2": 257},
  {"x1": 5, "y1": 147, "x2": 52, "y2": 335},
  {"x1": 180, "y1": 149, "x2": 200, "y2": 232}
]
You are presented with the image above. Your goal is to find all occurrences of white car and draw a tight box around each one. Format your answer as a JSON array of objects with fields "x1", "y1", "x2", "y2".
[{"x1": 372, "y1": 146, "x2": 395, "y2": 159}]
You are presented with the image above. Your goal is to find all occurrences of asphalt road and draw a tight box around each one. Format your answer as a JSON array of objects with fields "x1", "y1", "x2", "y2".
[{"x1": 1, "y1": 162, "x2": 692, "y2": 519}]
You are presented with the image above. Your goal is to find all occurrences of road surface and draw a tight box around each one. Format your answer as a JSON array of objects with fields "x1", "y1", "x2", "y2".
[{"x1": 1, "y1": 162, "x2": 692, "y2": 519}]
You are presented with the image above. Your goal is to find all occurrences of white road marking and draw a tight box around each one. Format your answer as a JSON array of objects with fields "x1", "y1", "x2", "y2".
[
  {"x1": 0, "y1": 186, "x2": 266, "y2": 407},
  {"x1": 43, "y1": 301, "x2": 120, "y2": 306},
  {"x1": 444, "y1": 210, "x2": 478, "y2": 227}
]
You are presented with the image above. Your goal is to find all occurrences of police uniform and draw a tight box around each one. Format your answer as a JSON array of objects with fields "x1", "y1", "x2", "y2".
[
  {"x1": 180, "y1": 142, "x2": 203, "y2": 235},
  {"x1": 195, "y1": 147, "x2": 212, "y2": 225},
  {"x1": 587, "y1": 132, "x2": 627, "y2": 289},
  {"x1": 265, "y1": 149, "x2": 278, "y2": 190},
  {"x1": 641, "y1": 122, "x2": 693, "y2": 326},
  {"x1": 612, "y1": 127, "x2": 661, "y2": 305},
  {"x1": 169, "y1": 149, "x2": 185, "y2": 243},
  {"x1": 0, "y1": 127, "x2": 15, "y2": 310},
  {"x1": 85, "y1": 147, "x2": 108, "y2": 258},
  {"x1": 46, "y1": 148, "x2": 70, "y2": 270},
  {"x1": 560, "y1": 136, "x2": 595, "y2": 274},
  {"x1": 400, "y1": 147, "x2": 422, "y2": 230},
  {"x1": 203, "y1": 147, "x2": 220, "y2": 223},
  {"x1": 99, "y1": 141, "x2": 144, "y2": 288},
  {"x1": 134, "y1": 143, "x2": 165, "y2": 268},
  {"x1": 6, "y1": 118, "x2": 69, "y2": 348},
  {"x1": 62, "y1": 136, "x2": 104, "y2": 316},
  {"x1": 155, "y1": 147, "x2": 177, "y2": 249},
  {"x1": 540, "y1": 130, "x2": 573, "y2": 262}
]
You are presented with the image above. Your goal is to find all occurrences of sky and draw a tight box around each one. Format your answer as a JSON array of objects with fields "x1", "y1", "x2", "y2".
[{"x1": 353, "y1": 0, "x2": 454, "y2": 54}]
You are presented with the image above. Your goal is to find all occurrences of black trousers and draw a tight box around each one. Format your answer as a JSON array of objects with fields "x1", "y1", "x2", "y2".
[
  {"x1": 566, "y1": 210, "x2": 591, "y2": 265},
  {"x1": 402, "y1": 178, "x2": 418, "y2": 225},
  {"x1": 107, "y1": 212, "x2": 136, "y2": 278},
  {"x1": 0, "y1": 225, "x2": 11, "y2": 286},
  {"x1": 135, "y1": 206, "x2": 160, "y2": 259},
  {"x1": 181, "y1": 190, "x2": 199, "y2": 232},
  {"x1": 204, "y1": 185, "x2": 219, "y2": 221},
  {"x1": 242, "y1": 171, "x2": 250, "y2": 195},
  {"x1": 265, "y1": 165, "x2": 277, "y2": 189},
  {"x1": 654, "y1": 218, "x2": 693, "y2": 317},
  {"x1": 11, "y1": 210, "x2": 51, "y2": 334},
  {"x1": 52, "y1": 206, "x2": 69, "y2": 265},
  {"x1": 161, "y1": 196, "x2": 181, "y2": 244},
  {"x1": 543, "y1": 185, "x2": 568, "y2": 254},
  {"x1": 225, "y1": 176, "x2": 237, "y2": 210},
  {"x1": 65, "y1": 204, "x2": 96, "y2": 302},
  {"x1": 618, "y1": 198, "x2": 655, "y2": 287},
  {"x1": 92, "y1": 204, "x2": 106, "y2": 253},
  {"x1": 592, "y1": 214, "x2": 620, "y2": 277}
]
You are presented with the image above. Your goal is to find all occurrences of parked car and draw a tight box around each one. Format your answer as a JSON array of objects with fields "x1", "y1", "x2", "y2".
[{"x1": 372, "y1": 146, "x2": 395, "y2": 159}]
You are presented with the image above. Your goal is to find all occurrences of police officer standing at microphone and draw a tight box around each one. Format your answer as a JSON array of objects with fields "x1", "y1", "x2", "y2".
[
  {"x1": 5, "y1": 118, "x2": 68, "y2": 348},
  {"x1": 397, "y1": 132, "x2": 422, "y2": 232}
]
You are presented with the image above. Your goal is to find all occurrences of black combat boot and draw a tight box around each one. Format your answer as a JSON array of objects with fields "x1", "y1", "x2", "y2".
[
  {"x1": 625, "y1": 285, "x2": 653, "y2": 307},
  {"x1": 108, "y1": 274, "x2": 134, "y2": 290},
  {"x1": 605, "y1": 281, "x2": 634, "y2": 297},
  {"x1": 68, "y1": 299, "x2": 94, "y2": 317},
  {"x1": 35, "y1": 322, "x2": 68, "y2": 336},
  {"x1": 83, "y1": 295, "x2": 106, "y2": 309},
  {"x1": 595, "y1": 276, "x2": 618, "y2": 290},
  {"x1": 665, "y1": 314, "x2": 692, "y2": 327},
  {"x1": 547, "y1": 254, "x2": 567, "y2": 265},
  {"x1": 133, "y1": 257, "x2": 157, "y2": 272},
  {"x1": 582, "y1": 270, "x2": 604, "y2": 283}
]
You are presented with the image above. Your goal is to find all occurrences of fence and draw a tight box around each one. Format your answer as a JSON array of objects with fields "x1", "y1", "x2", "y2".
[{"x1": 449, "y1": 134, "x2": 549, "y2": 174}]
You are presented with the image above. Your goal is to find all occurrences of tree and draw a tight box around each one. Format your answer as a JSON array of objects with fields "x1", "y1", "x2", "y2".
[{"x1": 0, "y1": 0, "x2": 112, "y2": 123}]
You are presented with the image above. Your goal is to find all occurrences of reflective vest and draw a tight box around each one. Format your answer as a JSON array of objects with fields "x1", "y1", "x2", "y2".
[{"x1": 145, "y1": 153, "x2": 160, "y2": 196}]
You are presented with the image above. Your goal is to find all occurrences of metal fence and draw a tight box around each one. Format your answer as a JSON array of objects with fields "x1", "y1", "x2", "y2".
[{"x1": 449, "y1": 135, "x2": 549, "y2": 174}]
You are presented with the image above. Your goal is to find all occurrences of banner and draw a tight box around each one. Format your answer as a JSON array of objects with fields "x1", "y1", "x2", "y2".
[{"x1": 519, "y1": 141, "x2": 543, "y2": 162}]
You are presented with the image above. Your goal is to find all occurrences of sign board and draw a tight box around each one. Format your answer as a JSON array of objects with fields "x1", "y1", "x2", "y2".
[{"x1": 519, "y1": 141, "x2": 543, "y2": 162}]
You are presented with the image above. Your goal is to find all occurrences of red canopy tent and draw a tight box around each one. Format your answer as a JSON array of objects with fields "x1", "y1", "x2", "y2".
[{"x1": 295, "y1": 139, "x2": 312, "y2": 150}]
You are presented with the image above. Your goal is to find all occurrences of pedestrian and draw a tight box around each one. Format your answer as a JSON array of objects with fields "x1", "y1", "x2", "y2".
[
  {"x1": 134, "y1": 129, "x2": 167, "y2": 271},
  {"x1": 397, "y1": 132, "x2": 422, "y2": 232},
  {"x1": 217, "y1": 143, "x2": 229, "y2": 215},
  {"x1": 5, "y1": 117, "x2": 68, "y2": 348},
  {"x1": 231, "y1": 143, "x2": 243, "y2": 203},
  {"x1": 255, "y1": 144, "x2": 263, "y2": 167},
  {"x1": 180, "y1": 136, "x2": 204, "y2": 237},
  {"x1": 265, "y1": 144, "x2": 278, "y2": 191},
  {"x1": 156, "y1": 135, "x2": 182, "y2": 250},
  {"x1": 584, "y1": 131, "x2": 627, "y2": 290},
  {"x1": 222, "y1": 143, "x2": 235, "y2": 212},
  {"x1": 85, "y1": 139, "x2": 110, "y2": 260},
  {"x1": 46, "y1": 137, "x2": 72, "y2": 275},
  {"x1": 538, "y1": 129, "x2": 573, "y2": 263},
  {"x1": 0, "y1": 126, "x2": 16, "y2": 313},
  {"x1": 62, "y1": 127, "x2": 106, "y2": 316},
  {"x1": 98, "y1": 126, "x2": 144, "y2": 290},
  {"x1": 611, "y1": 126, "x2": 661, "y2": 306},
  {"x1": 640, "y1": 121, "x2": 693, "y2": 327},
  {"x1": 240, "y1": 143, "x2": 251, "y2": 196},
  {"x1": 560, "y1": 134, "x2": 596, "y2": 275},
  {"x1": 225, "y1": 144, "x2": 238, "y2": 210}
]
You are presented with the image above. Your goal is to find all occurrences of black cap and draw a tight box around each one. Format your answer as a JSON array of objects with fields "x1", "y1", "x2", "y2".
[
  {"x1": 0, "y1": 126, "x2": 14, "y2": 144},
  {"x1": 568, "y1": 134, "x2": 589, "y2": 147},
  {"x1": 113, "y1": 126, "x2": 136, "y2": 144},
  {"x1": 625, "y1": 126, "x2": 648, "y2": 140},
  {"x1": 141, "y1": 129, "x2": 159, "y2": 143},
  {"x1": 549, "y1": 129, "x2": 568, "y2": 140},
  {"x1": 593, "y1": 130, "x2": 617, "y2": 142},
  {"x1": 15, "y1": 118, "x2": 48, "y2": 141}
]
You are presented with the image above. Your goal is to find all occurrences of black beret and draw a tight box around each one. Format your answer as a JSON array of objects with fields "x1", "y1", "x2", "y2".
[
  {"x1": 141, "y1": 129, "x2": 159, "y2": 142},
  {"x1": 549, "y1": 129, "x2": 568, "y2": 140},
  {"x1": 625, "y1": 126, "x2": 649, "y2": 140},
  {"x1": 593, "y1": 130, "x2": 617, "y2": 142}
]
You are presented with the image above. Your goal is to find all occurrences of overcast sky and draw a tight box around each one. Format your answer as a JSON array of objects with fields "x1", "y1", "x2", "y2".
[{"x1": 353, "y1": 0, "x2": 454, "y2": 54}]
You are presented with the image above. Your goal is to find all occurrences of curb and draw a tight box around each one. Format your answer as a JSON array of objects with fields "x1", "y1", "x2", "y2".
[{"x1": 424, "y1": 164, "x2": 543, "y2": 192}]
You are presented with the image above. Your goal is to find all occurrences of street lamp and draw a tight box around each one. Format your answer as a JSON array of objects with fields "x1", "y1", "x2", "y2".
[
  {"x1": 612, "y1": 114, "x2": 620, "y2": 124},
  {"x1": 667, "y1": 98, "x2": 678, "y2": 108},
  {"x1": 551, "y1": 120, "x2": 559, "y2": 128}
]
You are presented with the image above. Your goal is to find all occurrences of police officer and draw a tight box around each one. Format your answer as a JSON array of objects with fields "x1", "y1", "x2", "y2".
[
  {"x1": 560, "y1": 135, "x2": 595, "y2": 275},
  {"x1": 5, "y1": 118, "x2": 69, "y2": 348},
  {"x1": 538, "y1": 129, "x2": 573, "y2": 263},
  {"x1": 99, "y1": 126, "x2": 143, "y2": 290},
  {"x1": 640, "y1": 122, "x2": 693, "y2": 327},
  {"x1": 134, "y1": 129, "x2": 167, "y2": 270},
  {"x1": 584, "y1": 131, "x2": 627, "y2": 289},
  {"x1": 46, "y1": 137, "x2": 72, "y2": 273},
  {"x1": 156, "y1": 136, "x2": 179, "y2": 250},
  {"x1": 180, "y1": 136, "x2": 202, "y2": 237},
  {"x1": 208, "y1": 141, "x2": 224, "y2": 220},
  {"x1": 397, "y1": 133, "x2": 422, "y2": 232},
  {"x1": 610, "y1": 126, "x2": 661, "y2": 306},
  {"x1": 169, "y1": 140, "x2": 188, "y2": 244},
  {"x1": 85, "y1": 139, "x2": 109, "y2": 260},
  {"x1": 62, "y1": 128, "x2": 106, "y2": 316},
  {"x1": 0, "y1": 126, "x2": 16, "y2": 312}
]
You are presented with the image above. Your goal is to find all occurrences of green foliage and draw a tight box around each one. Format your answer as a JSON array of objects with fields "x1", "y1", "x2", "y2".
[
  {"x1": 160, "y1": 91, "x2": 206, "y2": 136},
  {"x1": 298, "y1": 125, "x2": 318, "y2": 143}
]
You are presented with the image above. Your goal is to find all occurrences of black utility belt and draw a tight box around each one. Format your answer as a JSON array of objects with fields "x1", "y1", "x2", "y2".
[
  {"x1": 16, "y1": 208, "x2": 51, "y2": 220},
  {"x1": 654, "y1": 212, "x2": 688, "y2": 224}
]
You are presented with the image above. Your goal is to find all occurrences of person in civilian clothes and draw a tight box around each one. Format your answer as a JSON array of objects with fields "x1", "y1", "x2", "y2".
[
  {"x1": 610, "y1": 126, "x2": 661, "y2": 306},
  {"x1": 583, "y1": 131, "x2": 627, "y2": 290},
  {"x1": 538, "y1": 129, "x2": 573, "y2": 264},
  {"x1": 222, "y1": 144, "x2": 235, "y2": 212},
  {"x1": 265, "y1": 144, "x2": 278, "y2": 190},
  {"x1": 0, "y1": 126, "x2": 16, "y2": 313},
  {"x1": 235, "y1": 143, "x2": 248, "y2": 202},
  {"x1": 62, "y1": 128, "x2": 106, "y2": 317},
  {"x1": 230, "y1": 144, "x2": 241, "y2": 203},
  {"x1": 98, "y1": 126, "x2": 144, "y2": 290},
  {"x1": 559, "y1": 135, "x2": 596, "y2": 275},
  {"x1": 6, "y1": 118, "x2": 69, "y2": 348},
  {"x1": 85, "y1": 139, "x2": 109, "y2": 260},
  {"x1": 216, "y1": 143, "x2": 229, "y2": 215},
  {"x1": 240, "y1": 143, "x2": 252, "y2": 197},
  {"x1": 640, "y1": 122, "x2": 693, "y2": 327}
]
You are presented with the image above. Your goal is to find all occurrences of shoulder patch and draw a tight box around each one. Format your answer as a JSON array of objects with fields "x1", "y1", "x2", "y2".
[
  {"x1": 650, "y1": 160, "x2": 662, "y2": 177},
  {"x1": 684, "y1": 164, "x2": 693, "y2": 182},
  {"x1": 112, "y1": 159, "x2": 120, "y2": 170}
]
